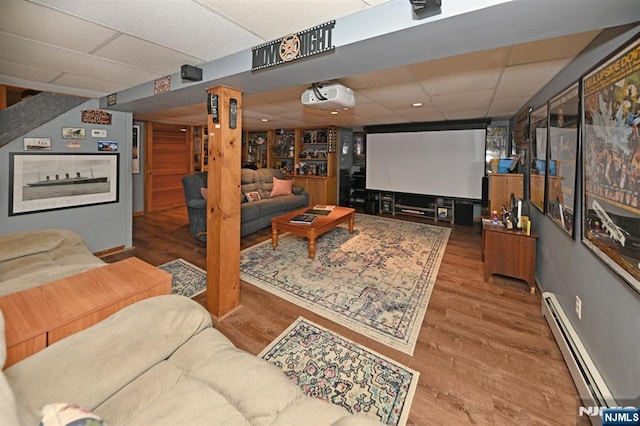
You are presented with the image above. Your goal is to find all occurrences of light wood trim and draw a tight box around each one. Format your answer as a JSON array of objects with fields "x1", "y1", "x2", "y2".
[
  {"x1": 0, "y1": 85, "x2": 7, "y2": 110},
  {"x1": 206, "y1": 86, "x2": 242, "y2": 318},
  {"x1": 94, "y1": 245, "x2": 125, "y2": 257},
  {"x1": 144, "y1": 122, "x2": 154, "y2": 214},
  {"x1": 5, "y1": 335, "x2": 46, "y2": 368},
  {"x1": 48, "y1": 284, "x2": 169, "y2": 344}
]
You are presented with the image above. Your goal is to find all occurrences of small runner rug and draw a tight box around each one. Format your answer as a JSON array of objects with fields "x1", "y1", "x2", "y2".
[
  {"x1": 259, "y1": 317, "x2": 419, "y2": 426},
  {"x1": 241, "y1": 213, "x2": 450, "y2": 355},
  {"x1": 158, "y1": 258, "x2": 206, "y2": 298}
]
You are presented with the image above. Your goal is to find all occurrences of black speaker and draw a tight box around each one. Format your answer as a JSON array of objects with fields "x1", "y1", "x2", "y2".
[
  {"x1": 181, "y1": 64, "x2": 202, "y2": 82},
  {"x1": 409, "y1": 0, "x2": 442, "y2": 19},
  {"x1": 454, "y1": 201, "x2": 474, "y2": 227},
  {"x1": 481, "y1": 176, "x2": 489, "y2": 208}
]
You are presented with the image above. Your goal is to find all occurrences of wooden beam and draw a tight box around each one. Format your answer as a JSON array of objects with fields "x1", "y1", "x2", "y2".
[{"x1": 205, "y1": 86, "x2": 242, "y2": 318}]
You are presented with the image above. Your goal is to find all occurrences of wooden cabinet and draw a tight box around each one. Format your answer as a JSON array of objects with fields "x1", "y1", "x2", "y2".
[
  {"x1": 488, "y1": 173, "x2": 523, "y2": 213},
  {"x1": 293, "y1": 175, "x2": 337, "y2": 206},
  {"x1": 482, "y1": 222, "x2": 537, "y2": 294}
]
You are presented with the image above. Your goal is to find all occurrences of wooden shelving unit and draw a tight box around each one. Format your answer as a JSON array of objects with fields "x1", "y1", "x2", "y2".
[
  {"x1": 190, "y1": 125, "x2": 208, "y2": 172},
  {"x1": 266, "y1": 126, "x2": 338, "y2": 205},
  {"x1": 243, "y1": 131, "x2": 269, "y2": 167},
  {"x1": 388, "y1": 193, "x2": 455, "y2": 223}
]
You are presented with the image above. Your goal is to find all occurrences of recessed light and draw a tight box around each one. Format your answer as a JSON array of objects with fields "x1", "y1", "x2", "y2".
[
  {"x1": 330, "y1": 111, "x2": 339, "y2": 115},
  {"x1": 412, "y1": 102, "x2": 423, "y2": 107},
  {"x1": 261, "y1": 118, "x2": 269, "y2": 122}
]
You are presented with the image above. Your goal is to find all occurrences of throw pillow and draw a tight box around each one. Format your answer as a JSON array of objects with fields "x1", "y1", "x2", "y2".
[
  {"x1": 244, "y1": 191, "x2": 261, "y2": 203},
  {"x1": 270, "y1": 177, "x2": 293, "y2": 197},
  {"x1": 40, "y1": 403, "x2": 105, "y2": 426},
  {"x1": 200, "y1": 187, "x2": 208, "y2": 200}
]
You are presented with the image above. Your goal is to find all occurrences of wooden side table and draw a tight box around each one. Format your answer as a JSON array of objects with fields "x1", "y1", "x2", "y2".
[
  {"x1": 0, "y1": 257, "x2": 171, "y2": 368},
  {"x1": 482, "y1": 221, "x2": 538, "y2": 294}
]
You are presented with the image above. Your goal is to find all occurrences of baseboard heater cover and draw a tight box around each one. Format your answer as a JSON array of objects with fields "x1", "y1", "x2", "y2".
[{"x1": 541, "y1": 292, "x2": 616, "y2": 425}]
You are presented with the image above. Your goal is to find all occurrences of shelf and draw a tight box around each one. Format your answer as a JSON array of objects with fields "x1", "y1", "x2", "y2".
[{"x1": 381, "y1": 193, "x2": 455, "y2": 223}]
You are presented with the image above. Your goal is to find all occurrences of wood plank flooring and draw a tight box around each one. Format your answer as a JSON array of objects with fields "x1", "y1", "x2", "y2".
[{"x1": 102, "y1": 208, "x2": 586, "y2": 425}]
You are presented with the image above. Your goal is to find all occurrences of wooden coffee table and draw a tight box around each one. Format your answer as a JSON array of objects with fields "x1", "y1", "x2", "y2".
[
  {"x1": 271, "y1": 206, "x2": 356, "y2": 259},
  {"x1": 0, "y1": 257, "x2": 171, "y2": 368}
]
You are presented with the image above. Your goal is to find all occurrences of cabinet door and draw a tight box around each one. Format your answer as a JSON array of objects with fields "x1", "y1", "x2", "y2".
[{"x1": 489, "y1": 174, "x2": 523, "y2": 213}]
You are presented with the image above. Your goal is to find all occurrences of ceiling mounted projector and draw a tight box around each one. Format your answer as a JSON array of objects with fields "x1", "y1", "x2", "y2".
[{"x1": 301, "y1": 83, "x2": 355, "y2": 110}]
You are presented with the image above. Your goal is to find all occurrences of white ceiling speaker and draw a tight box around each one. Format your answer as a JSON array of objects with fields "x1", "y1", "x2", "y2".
[{"x1": 301, "y1": 83, "x2": 356, "y2": 110}]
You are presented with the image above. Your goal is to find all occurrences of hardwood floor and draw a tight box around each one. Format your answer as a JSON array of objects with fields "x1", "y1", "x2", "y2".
[{"x1": 102, "y1": 207, "x2": 585, "y2": 425}]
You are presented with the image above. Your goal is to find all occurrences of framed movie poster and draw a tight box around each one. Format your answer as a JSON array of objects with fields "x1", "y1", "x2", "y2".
[
  {"x1": 353, "y1": 132, "x2": 365, "y2": 166},
  {"x1": 547, "y1": 83, "x2": 580, "y2": 238},
  {"x1": 132, "y1": 125, "x2": 140, "y2": 174},
  {"x1": 529, "y1": 105, "x2": 548, "y2": 212},
  {"x1": 9, "y1": 153, "x2": 119, "y2": 216},
  {"x1": 582, "y1": 34, "x2": 640, "y2": 294}
]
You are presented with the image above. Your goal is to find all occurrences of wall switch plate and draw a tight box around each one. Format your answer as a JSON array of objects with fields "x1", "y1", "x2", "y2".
[{"x1": 575, "y1": 295, "x2": 582, "y2": 319}]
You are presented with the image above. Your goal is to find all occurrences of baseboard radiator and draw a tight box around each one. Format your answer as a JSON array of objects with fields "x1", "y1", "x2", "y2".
[{"x1": 541, "y1": 292, "x2": 616, "y2": 425}]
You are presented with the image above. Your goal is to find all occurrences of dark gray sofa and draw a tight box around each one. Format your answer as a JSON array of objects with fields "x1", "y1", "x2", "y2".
[{"x1": 182, "y1": 168, "x2": 309, "y2": 242}]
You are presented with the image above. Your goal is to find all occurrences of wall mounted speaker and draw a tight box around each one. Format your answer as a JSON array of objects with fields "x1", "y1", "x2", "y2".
[
  {"x1": 181, "y1": 64, "x2": 202, "y2": 82},
  {"x1": 409, "y1": 0, "x2": 442, "y2": 19}
]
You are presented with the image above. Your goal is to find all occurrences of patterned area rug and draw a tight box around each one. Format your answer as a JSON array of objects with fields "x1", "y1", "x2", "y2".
[
  {"x1": 241, "y1": 214, "x2": 450, "y2": 355},
  {"x1": 158, "y1": 258, "x2": 206, "y2": 298},
  {"x1": 260, "y1": 317, "x2": 419, "y2": 426}
]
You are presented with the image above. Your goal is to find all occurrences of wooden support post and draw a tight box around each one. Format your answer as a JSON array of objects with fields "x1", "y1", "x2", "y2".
[{"x1": 205, "y1": 86, "x2": 242, "y2": 318}]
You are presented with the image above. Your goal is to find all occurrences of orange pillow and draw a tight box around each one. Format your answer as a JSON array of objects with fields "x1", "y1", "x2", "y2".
[
  {"x1": 200, "y1": 187, "x2": 208, "y2": 200},
  {"x1": 270, "y1": 177, "x2": 293, "y2": 197}
]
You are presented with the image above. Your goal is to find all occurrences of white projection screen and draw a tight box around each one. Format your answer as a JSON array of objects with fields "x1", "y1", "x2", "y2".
[{"x1": 366, "y1": 129, "x2": 486, "y2": 199}]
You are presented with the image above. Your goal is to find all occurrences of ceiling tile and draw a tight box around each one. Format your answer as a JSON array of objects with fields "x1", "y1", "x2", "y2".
[
  {"x1": 0, "y1": 58, "x2": 62, "y2": 83},
  {"x1": 408, "y1": 47, "x2": 508, "y2": 79},
  {"x1": 53, "y1": 73, "x2": 131, "y2": 94},
  {"x1": 357, "y1": 82, "x2": 429, "y2": 109},
  {"x1": 0, "y1": 33, "x2": 162, "y2": 90},
  {"x1": 32, "y1": 0, "x2": 263, "y2": 60},
  {"x1": 488, "y1": 96, "x2": 533, "y2": 118},
  {"x1": 94, "y1": 35, "x2": 203, "y2": 73},
  {"x1": 1, "y1": 0, "x2": 116, "y2": 53},
  {"x1": 395, "y1": 105, "x2": 446, "y2": 123},
  {"x1": 495, "y1": 59, "x2": 570, "y2": 99},
  {"x1": 196, "y1": 0, "x2": 388, "y2": 41},
  {"x1": 431, "y1": 89, "x2": 494, "y2": 113}
]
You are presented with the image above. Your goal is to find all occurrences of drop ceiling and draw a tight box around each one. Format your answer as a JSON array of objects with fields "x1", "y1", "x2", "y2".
[{"x1": 0, "y1": 0, "x2": 638, "y2": 131}]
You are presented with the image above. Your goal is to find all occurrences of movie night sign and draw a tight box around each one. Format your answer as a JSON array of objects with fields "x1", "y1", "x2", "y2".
[{"x1": 251, "y1": 21, "x2": 335, "y2": 71}]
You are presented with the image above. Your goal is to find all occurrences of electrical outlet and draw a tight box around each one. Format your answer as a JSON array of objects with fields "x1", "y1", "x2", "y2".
[{"x1": 575, "y1": 296, "x2": 582, "y2": 320}]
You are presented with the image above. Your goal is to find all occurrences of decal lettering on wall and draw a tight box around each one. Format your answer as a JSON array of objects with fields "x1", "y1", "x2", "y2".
[{"x1": 252, "y1": 21, "x2": 335, "y2": 71}]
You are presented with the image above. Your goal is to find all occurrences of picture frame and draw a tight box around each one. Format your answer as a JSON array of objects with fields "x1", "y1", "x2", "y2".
[
  {"x1": 62, "y1": 127, "x2": 85, "y2": 139},
  {"x1": 546, "y1": 82, "x2": 580, "y2": 238},
  {"x1": 9, "y1": 152, "x2": 119, "y2": 216},
  {"x1": 353, "y1": 132, "x2": 365, "y2": 166},
  {"x1": 529, "y1": 104, "x2": 548, "y2": 212},
  {"x1": 97, "y1": 140, "x2": 118, "y2": 151},
  {"x1": 132, "y1": 125, "x2": 140, "y2": 174},
  {"x1": 23, "y1": 137, "x2": 51, "y2": 151},
  {"x1": 581, "y1": 34, "x2": 640, "y2": 295}
]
